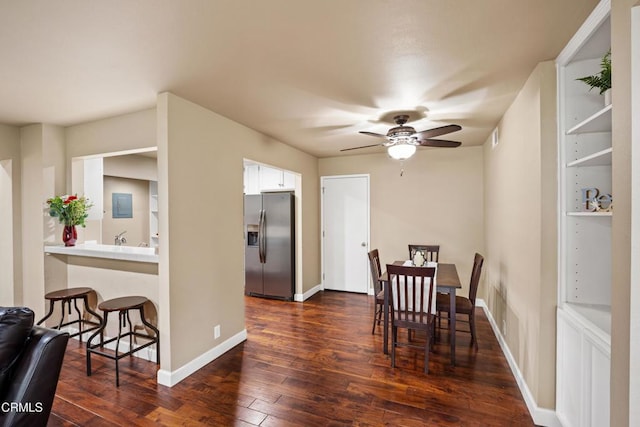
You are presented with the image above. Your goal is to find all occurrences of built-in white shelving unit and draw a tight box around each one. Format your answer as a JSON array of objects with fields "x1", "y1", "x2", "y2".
[
  {"x1": 556, "y1": 1, "x2": 611, "y2": 426},
  {"x1": 149, "y1": 181, "x2": 158, "y2": 248}
]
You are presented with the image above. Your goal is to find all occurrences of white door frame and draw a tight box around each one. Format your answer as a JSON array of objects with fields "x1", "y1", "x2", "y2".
[
  {"x1": 320, "y1": 174, "x2": 371, "y2": 294},
  {"x1": 0, "y1": 160, "x2": 13, "y2": 306},
  {"x1": 629, "y1": 5, "x2": 640, "y2": 425}
]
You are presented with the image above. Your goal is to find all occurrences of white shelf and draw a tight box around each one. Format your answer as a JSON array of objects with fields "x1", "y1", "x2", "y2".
[
  {"x1": 566, "y1": 211, "x2": 612, "y2": 217},
  {"x1": 563, "y1": 302, "x2": 611, "y2": 338},
  {"x1": 567, "y1": 147, "x2": 612, "y2": 167},
  {"x1": 566, "y1": 104, "x2": 612, "y2": 135}
]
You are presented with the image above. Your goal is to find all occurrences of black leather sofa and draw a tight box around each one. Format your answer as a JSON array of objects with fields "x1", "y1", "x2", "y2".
[{"x1": 0, "y1": 307, "x2": 69, "y2": 427}]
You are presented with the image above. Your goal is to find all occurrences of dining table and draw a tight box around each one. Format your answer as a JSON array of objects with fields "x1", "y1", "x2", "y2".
[{"x1": 380, "y1": 261, "x2": 462, "y2": 366}]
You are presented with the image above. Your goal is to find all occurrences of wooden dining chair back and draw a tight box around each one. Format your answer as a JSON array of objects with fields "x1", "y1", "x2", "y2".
[
  {"x1": 408, "y1": 245, "x2": 440, "y2": 263},
  {"x1": 436, "y1": 253, "x2": 484, "y2": 349},
  {"x1": 386, "y1": 264, "x2": 437, "y2": 374},
  {"x1": 368, "y1": 249, "x2": 385, "y2": 334}
]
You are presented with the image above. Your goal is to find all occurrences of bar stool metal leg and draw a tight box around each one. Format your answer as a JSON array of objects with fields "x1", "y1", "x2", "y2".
[
  {"x1": 37, "y1": 299, "x2": 55, "y2": 326},
  {"x1": 56, "y1": 299, "x2": 68, "y2": 330},
  {"x1": 86, "y1": 311, "x2": 109, "y2": 377},
  {"x1": 139, "y1": 305, "x2": 160, "y2": 365},
  {"x1": 72, "y1": 298, "x2": 82, "y2": 337}
]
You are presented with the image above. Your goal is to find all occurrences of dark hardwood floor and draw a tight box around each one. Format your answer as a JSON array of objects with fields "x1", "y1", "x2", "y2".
[{"x1": 48, "y1": 291, "x2": 535, "y2": 426}]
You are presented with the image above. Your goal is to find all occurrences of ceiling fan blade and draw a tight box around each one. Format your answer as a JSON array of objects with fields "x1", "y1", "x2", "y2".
[
  {"x1": 340, "y1": 143, "x2": 383, "y2": 152},
  {"x1": 359, "y1": 131, "x2": 388, "y2": 139},
  {"x1": 417, "y1": 139, "x2": 462, "y2": 148},
  {"x1": 415, "y1": 124, "x2": 462, "y2": 139}
]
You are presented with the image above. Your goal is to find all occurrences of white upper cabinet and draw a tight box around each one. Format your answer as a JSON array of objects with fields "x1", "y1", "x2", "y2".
[
  {"x1": 244, "y1": 164, "x2": 260, "y2": 195},
  {"x1": 72, "y1": 157, "x2": 104, "y2": 221},
  {"x1": 259, "y1": 165, "x2": 285, "y2": 191},
  {"x1": 244, "y1": 163, "x2": 295, "y2": 194}
]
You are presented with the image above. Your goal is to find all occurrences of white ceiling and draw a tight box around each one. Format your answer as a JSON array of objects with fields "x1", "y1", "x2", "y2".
[{"x1": 0, "y1": 0, "x2": 599, "y2": 158}]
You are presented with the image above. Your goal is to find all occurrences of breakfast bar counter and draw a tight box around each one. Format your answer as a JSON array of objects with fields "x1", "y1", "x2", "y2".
[
  {"x1": 43, "y1": 243, "x2": 160, "y2": 364},
  {"x1": 44, "y1": 243, "x2": 159, "y2": 263}
]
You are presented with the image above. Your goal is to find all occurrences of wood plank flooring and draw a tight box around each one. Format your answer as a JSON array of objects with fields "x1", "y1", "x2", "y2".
[{"x1": 48, "y1": 291, "x2": 536, "y2": 426}]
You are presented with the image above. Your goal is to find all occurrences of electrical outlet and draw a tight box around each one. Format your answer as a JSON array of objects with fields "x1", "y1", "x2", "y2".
[{"x1": 214, "y1": 325, "x2": 221, "y2": 339}]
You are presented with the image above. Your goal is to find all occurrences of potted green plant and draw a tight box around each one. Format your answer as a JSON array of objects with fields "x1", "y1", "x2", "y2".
[{"x1": 577, "y1": 49, "x2": 611, "y2": 105}]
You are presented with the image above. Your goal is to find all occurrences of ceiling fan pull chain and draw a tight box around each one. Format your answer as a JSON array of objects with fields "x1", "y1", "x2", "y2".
[{"x1": 400, "y1": 161, "x2": 405, "y2": 177}]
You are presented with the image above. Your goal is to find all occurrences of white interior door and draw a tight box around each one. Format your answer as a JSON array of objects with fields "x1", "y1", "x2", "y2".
[{"x1": 321, "y1": 175, "x2": 369, "y2": 293}]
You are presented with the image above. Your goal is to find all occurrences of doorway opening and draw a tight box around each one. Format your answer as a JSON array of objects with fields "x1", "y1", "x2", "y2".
[
  {"x1": 71, "y1": 148, "x2": 158, "y2": 247},
  {"x1": 0, "y1": 160, "x2": 13, "y2": 305},
  {"x1": 243, "y1": 159, "x2": 303, "y2": 300}
]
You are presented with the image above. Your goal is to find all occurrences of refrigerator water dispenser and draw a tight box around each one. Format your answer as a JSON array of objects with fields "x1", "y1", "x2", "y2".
[{"x1": 247, "y1": 224, "x2": 259, "y2": 247}]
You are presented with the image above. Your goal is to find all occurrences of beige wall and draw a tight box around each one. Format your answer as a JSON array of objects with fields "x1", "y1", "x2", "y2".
[
  {"x1": 610, "y1": 1, "x2": 635, "y2": 425},
  {"x1": 157, "y1": 92, "x2": 320, "y2": 372},
  {"x1": 319, "y1": 146, "x2": 484, "y2": 297},
  {"x1": 483, "y1": 61, "x2": 557, "y2": 409},
  {"x1": 103, "y1": 154, "x2": 157, "y2": 182},
  {"x1": 21, "y1": 124, "x2": 66, "y2": 317},
  {"x1": 41, "y1": 125, "x2": 67, "y2": 302},
  {"x1": 102, "y1": 176, "x2": 150, "y2": 246},
  {"x1": 65, "y1": 108, "x2": 156, "y2": 160},
  {"x1": 0, "y1": 124, "x2": 22, "y2": 306},
  {"x1": 20, "y1": 125, "x2": 45, "y2": 313}
]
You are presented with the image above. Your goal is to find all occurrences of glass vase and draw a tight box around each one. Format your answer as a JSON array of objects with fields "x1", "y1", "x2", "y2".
[{"x1": 62, "y1": 225, "x2": 77, "y2": 247}]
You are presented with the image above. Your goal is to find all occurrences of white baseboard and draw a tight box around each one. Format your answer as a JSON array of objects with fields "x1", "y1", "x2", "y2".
[
  {"x1": 294, "y1": 283, "x2": 323, "y2": 302},
  {"x1": 156, "y1": 329, "x2": 247, "y2": 387},
  {"x1": 71, "y1": 326, "x2": 248, "y2": 389},
  {"x1": 477, "y1": 299, "x2": 561, "y2": 427}
]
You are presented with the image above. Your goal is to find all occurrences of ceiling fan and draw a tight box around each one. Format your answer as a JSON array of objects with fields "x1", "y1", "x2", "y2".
[{"x1": 341, "y1": 115, "x2": 462, "y2": 160}]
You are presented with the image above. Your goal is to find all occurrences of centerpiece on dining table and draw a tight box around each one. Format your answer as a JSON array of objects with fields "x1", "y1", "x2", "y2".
[
  {"x1": 46, "y1": 194, "x2": 92, "y2": 247},
  {"x1": 412, "y1": 250, "x2": 426, "y2": 267}
]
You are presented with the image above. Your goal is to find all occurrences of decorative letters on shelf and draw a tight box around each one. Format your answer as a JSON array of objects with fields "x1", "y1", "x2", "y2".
[{"x1": 581, "y1": 187, "x2": 613, "y2": 212}]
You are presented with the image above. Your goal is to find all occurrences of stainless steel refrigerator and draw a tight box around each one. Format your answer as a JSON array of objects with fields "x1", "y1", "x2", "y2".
[{"x1": 244, "y1": 191, "x2": 295, "y2": 300}]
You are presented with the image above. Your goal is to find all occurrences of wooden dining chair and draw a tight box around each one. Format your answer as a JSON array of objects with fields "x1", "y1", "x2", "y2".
[
  {"x1": 368, "y1": 249, "x2": 385, "y2": 334},
  {"x1": 387, "y1": 264, "x2": 437, "y2": 374},
  {"x1": 436, "y1": 253, "x2": 484, "y2": 350},
  {"x1": 408, "y1": 245, "x2": 440, "y2": 263}
]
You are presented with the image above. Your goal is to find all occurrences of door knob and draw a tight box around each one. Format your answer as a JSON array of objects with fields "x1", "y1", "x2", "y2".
[{"x1": 361, "y1": 242, "x2": 366, "y2": 247}]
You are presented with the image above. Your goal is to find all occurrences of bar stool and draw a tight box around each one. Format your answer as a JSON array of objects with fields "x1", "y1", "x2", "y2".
[
  {"x1": 86, "y1": 296, "x2": 160, "y2": 387},
  {"x1": 37, "y1": 287, "x2": 102, "y2": 341}
]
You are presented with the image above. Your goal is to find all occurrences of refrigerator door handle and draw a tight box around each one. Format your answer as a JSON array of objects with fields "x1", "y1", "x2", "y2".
[{"x1": 258, "y1": 209, "x2": 266, "y2": 263}]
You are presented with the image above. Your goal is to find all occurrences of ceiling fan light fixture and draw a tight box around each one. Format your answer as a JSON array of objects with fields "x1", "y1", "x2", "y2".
[
  {"x1": 344, "y1": 114, "x2": 462, "y2": 154},
  {"x1": 387, "y1": 143, "x2": 416, "y2": 160}
]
